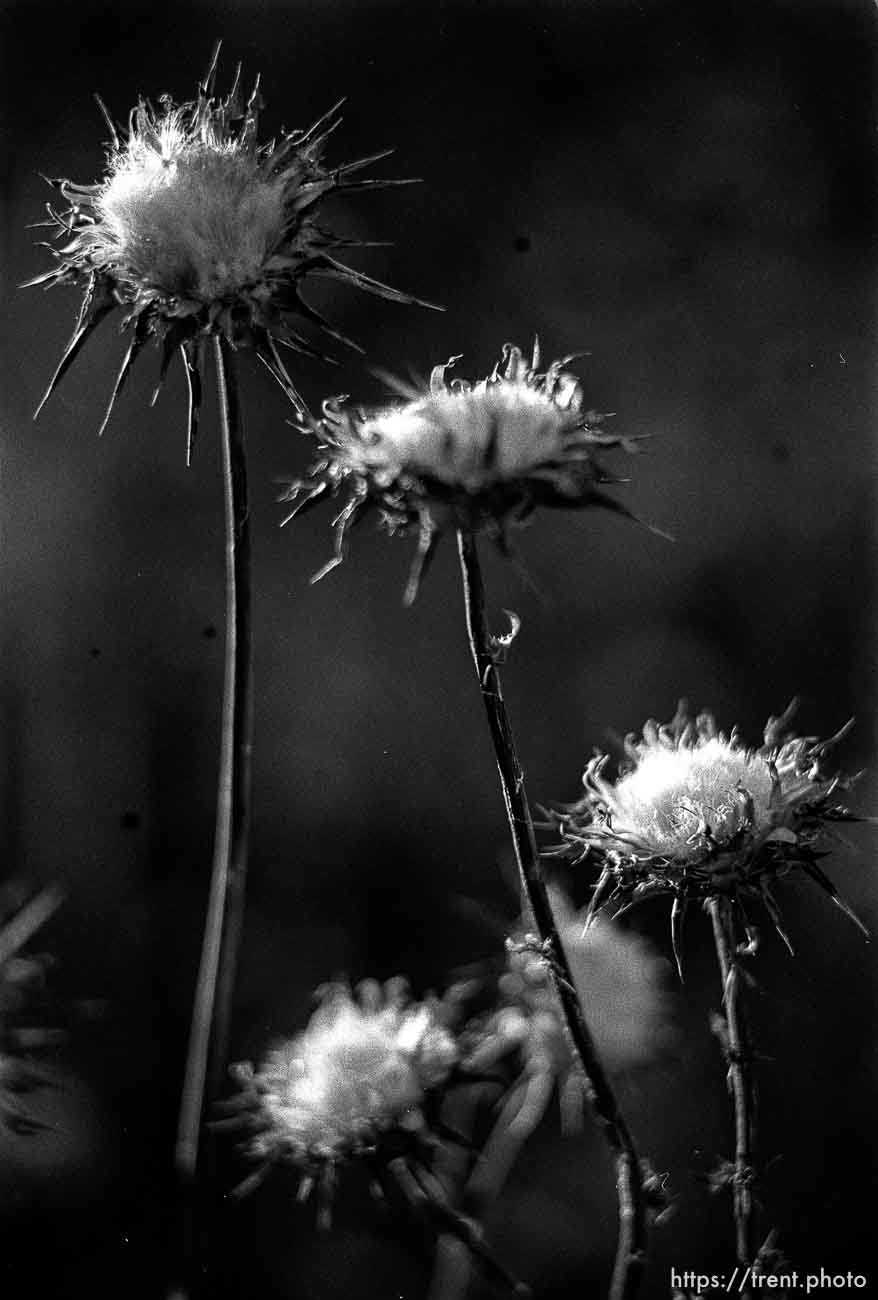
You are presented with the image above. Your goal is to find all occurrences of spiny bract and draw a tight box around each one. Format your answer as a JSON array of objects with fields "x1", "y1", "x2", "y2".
[
  {"x1": 28, "y1": 45, "x2": 433, "y2": 455},
  {"x1": 281, "y1": 340, "x2": 643, "y2": 604},
  {"x1": 548, "y1": 700, "x2": 867, "y2": 974}
]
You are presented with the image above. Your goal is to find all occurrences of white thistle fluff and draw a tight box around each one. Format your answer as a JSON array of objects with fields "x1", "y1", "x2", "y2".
[
  {"x1": 348, "y1": 367, "x2": 586, "y2": 492},
  {"x1": 553, "y1": 703, "x2": 866, "y2": 968},
  {"x1": 284, "y1": 341, "x2": 642, "y2": 602},
  {"x1": 29, "y1": 51, "x2": 433, "y2": 443},
  {"x1": 91, "y1": 114, "x2": 289, "y2": 304},
  {"x1": 247, "y1": 982, "x2": 457, "y2": 1163},
  {"x1": 606, "y1": 738, "x2": 776, "y2": 859}
]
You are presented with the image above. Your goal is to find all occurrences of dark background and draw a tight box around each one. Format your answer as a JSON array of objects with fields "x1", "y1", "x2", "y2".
[{"x1": 0, "y1": 1, "x2": 876, "y2": 1296}]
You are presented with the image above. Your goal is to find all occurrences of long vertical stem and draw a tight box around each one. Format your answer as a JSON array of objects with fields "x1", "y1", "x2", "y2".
[
  {"x1": 707, "y1": 896, "x2": 755, "y2": 1297},
  {"x1": 456, "y1": 529, "x2": 647, "y2": 1300},
  {"x1": 176, "y1": 333, "x2": 254, "y2": 1186}
]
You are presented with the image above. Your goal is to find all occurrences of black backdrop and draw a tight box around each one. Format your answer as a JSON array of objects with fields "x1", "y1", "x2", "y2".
[{"x1": 0, "y1": 2, "x2": 876, "y2": 1296}]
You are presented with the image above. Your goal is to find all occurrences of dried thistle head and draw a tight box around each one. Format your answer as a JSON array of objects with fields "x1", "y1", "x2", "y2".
[
  {"x1": 549, "y1": 700, "x2": 868, "y2": 974},
  {"x1": 28, "y1": 45, "x2": 434, "y2": 454},
  {"x1": 223, "y1": 978, "x2": 529, "y2": 1292},
  {"x1": 221, "y1": 977, "x2": 458, "y2": 1213},
  {"x1": 461, "y1": 895, "x2": 674, "y2": 1134},
  {"x1": 281, "y1": 340, "x2": 645, "y2": 603}
]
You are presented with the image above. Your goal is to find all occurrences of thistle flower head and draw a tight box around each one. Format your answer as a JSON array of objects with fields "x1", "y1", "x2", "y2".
[
  {"x1": 223, "y1": 979, "x2": 530, "y2": 1291},
  {"x1": 224, "y1": 978, "x2": 457, "y2": 1203},
  {"x1": 463, "y1": 897, "x2": 673, "y2": 1131},
  {"x1": 28, "y1": 45, "x2": 433, "y2": 450},
  {"x1": 282, "y1": 340, "x2": 643, "y2": 603},
  {"x1": 551, "y1": 701, "x2": 867, "y2": 971}
]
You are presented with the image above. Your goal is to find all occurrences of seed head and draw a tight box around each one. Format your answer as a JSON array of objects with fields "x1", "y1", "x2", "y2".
[
  {"x1": 28, "y1": 45, "x2": 434, "y2": 452},
  {"x1": 550, "y1": 700, "x2": 868, "y2": 972},
  {"x1": 281, "y1": 340, "x2": 644, "y2": 603}
]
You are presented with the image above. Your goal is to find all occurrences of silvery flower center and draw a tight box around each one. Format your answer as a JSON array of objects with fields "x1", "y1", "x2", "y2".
[
  {"x1": 356, "y1": 384, "x2": 573, "y2": 490},
  {"x1": 94, "y1": 133, "x2": 288, "y2": 301},
  {"x1": 609, "y1": 739, "x2": 774, "y2": 857},
  {"x1": 268, "y1": 1009, "x2": 429, "y2": 1143}
]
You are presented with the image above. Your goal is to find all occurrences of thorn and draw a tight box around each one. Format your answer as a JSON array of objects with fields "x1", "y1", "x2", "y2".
[
  {"x1": 670, "y1": 895, "x2": 687, "y2": 980},
  {"x1": 96, "y1": 324, "x2": 148, "y2": 437},
  {"x1": 489, "y1": 610, "x2": 521, "y2": 662},
  {"x1": 180, "y1": 340, "x2": 202, "y2": 467},
  {"x1": 402, "y1": 518, "x2": 439, "y2": 607},
  {"x1": 800, "y1": 860, "x2": 870, "y2": 939},
  {"x1": 33, "y1": 280, "x2": 116, "y2": 419},
  {"x1": 201, "y1": 40, "x2": 223, "y2": 99},
  {"x1": 582, "y1": 868, "x2": 614, "y2": 930},
  {"x1": 93, "y1": 93, "x2": 120, "y2": 150}
]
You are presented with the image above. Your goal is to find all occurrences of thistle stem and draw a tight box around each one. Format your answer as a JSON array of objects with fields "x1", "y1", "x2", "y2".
[
  {"x1": 707, "y1": 896, "x2": 755, "y2": 1296},
  {"x1": 176, "y1": 333, "x2": 254, "y2": 1184},
  {"x1": 455, "y1": 529, "x2": 647, "y2": 1300}
]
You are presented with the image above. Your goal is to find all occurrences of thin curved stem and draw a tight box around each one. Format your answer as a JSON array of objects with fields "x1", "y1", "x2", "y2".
[
  {"x1": 455, "y1": 529, "x2": 647, "y2": 1300},
  {"x1": 707, "y1": 896, "x2": 755, "y2": 1297},
  {"x1": 175, "y1": 334, "x2": 254, "y2": 1188}
]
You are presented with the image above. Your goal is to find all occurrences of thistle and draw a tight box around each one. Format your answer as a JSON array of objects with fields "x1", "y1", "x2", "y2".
[
  {"x1": 460, "y1": 899, "x2": 673, "y2": 1223},
  {"x1": 286, "y1": 341, "x2": 656, "y2": 1299},
  {"x1": 220, "y1": 978, "x2": 526, "y2": 1294},
  {"x1": 282, "y1": 340, "x2": 642, "y2": 603},
  {"x1": 28, "y1": 41, "x2": 433, "y2": 446},
  {"x1": 27, "y1": 48, "x2": 436, "y2": 1296},
  {"x1": 551, "y1": 700, "x2": 869, "y2": 1294},
  {"x1": 224, "y1": 979, "x2": 456, "y2": 1192},
  {"x1": 551, "y1": 699, "x2": 868, "y2": 974}
]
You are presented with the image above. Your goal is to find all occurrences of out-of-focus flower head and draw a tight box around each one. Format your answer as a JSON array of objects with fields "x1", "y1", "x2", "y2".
[
  {"x1": 549, "y1": 700, "x2": 868, "y2": 974},
  {"x1": 462, "y1": 892, "x2": 675, "y2": 1134},
  {"x1": 28, "y1": 44, "x2": 434, "y2": 454},
  {"x1": 222, "y1": 977, "x2": 458, "y2": 1212},
  {"x1": 447, "y1": 892, "x2": 674, "y2": 1221},
  {"x1": 224, "y1": 978, "x2": 529, "y2": 1292},
  {"x1": 0, "y1": 885, "x2": 66, "y2": 1134},
  {"x1": 281, "y1": 340, "x2": 645, "y2": 603}
]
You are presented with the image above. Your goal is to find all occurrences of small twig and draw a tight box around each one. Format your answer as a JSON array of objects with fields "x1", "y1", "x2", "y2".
[
  {"x1": 456, "y1": 529, "x2": 647, "y2": 1300},
  {"x1": 707, "y1": 896, "x2": 755, "y2": 1297},
  {"x1": 174, "y1": 334, "x2": 254, "y2": 1291}
]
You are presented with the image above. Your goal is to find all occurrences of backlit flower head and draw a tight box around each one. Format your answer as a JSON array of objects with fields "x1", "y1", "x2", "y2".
[
  {"x1": 28, "y1": 44, "x2": 434, "y2": 453},
  {"x1": 462, "y1": 895, "x2": 674, "y2": 1132},
  {"x1": 222, "y1": 978, "x2": 457, "y2": 1207},
  {"x1": 281, "y1": 340, "x2": 644, "y2": 603},
  {"x1": 550, "y1": 701, "x2": 868, "y2": 974},
  {"x1": 222, "y1": 979, "x2": 529, "y2": 1291}
]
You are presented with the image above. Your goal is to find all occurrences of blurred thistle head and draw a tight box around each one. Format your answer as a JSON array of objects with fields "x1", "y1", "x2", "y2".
[
  {"x1": 550, "y1": 700, "x2": 868, "y2": 975},
  {"x1": 281, "y1": 340, "x2": 646, "y2": 604},
  {"x1": 0, "y1": 885, "x2": 66, "y2": 1135},
  {"x1": 462, "y1": 891, "x2": 674, "y2": 1132},
  {"x1": 222, "y1": 978, "x2": 458, "y2": 1212},
  {"x1": 27, "y1": 43, "x2": 435, "y2": 453}
]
